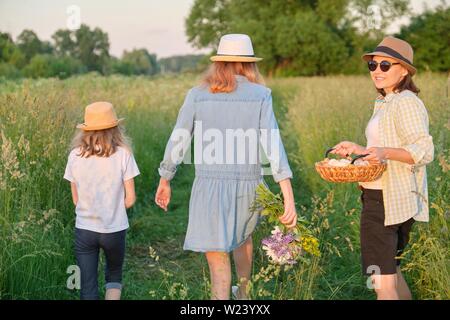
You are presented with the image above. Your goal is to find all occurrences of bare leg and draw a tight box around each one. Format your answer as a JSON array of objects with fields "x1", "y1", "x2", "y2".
[
  {"x1": 232, "y1": 236, "x2": 253, "y2": 299},
  {"x1": 205, "y1": 252, "x2": 231, "y2": 300},
  {"x1": 372, "y1": 274, "x2": 399, "y2": 300},
  {"x1": 105, "y1": 288, "x2": 121, "y2": 300},
  {"x1": 396, "y1": 266, "x2": 412, "y2": 300}
]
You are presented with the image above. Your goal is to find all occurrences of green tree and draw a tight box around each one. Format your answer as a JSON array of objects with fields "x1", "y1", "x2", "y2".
[
  {"x1": 185, "y1": 0, "x2": 410, "y2": 76},
  {"x1": 22, "y1": 54, "x2": 84, "y2": 79},
  {"x1": 120, "y1": 48, "x2": 159, "y2": 75},
  {"x1": 22, "y1": 54, "x2": 53, "y2": 78},
  {"x1": 0, "y1": 32, "x2": 26, "y2": 69},
  {"x1": 16, "y1": 30, "x2": 52, "y2": 63},
  {"x1": 397, "y1": 4, "x2": 450, "y2": 73},
  {"x1": 52, "y1": 29, "x2": 77, "y2": 56},
  {"x1": 52, "y1": 24, "x2": 110, "y2": 74},
  {"x1": 50, "y1": 56, "x2": 85, "y2": 79},
  {"x1": 159, "y1": 54, "x2": 206, "y2": 73},
  {"x1": 186, "y1": 0, "x2": 231, "y2": 49},
  {"x1": 274, "y1": 11, "x2": 350, "y2": 76},
  {"x1": 75, "y1": 25, "x2": 110, "y2": 73}
]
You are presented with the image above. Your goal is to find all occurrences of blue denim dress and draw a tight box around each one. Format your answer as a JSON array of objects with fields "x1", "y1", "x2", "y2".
[{"x1": 158, "y1": 75, "x2": 292, "y2": 252}]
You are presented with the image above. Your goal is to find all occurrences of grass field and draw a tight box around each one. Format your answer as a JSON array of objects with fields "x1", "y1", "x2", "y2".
[{"x1": 0, "y1": 73, "x2": 448, "y2": 300}]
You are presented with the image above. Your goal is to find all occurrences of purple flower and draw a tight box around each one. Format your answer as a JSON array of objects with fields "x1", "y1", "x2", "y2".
[{"x1": 262, "y1": 226, "x2": 302, "y2": 265}]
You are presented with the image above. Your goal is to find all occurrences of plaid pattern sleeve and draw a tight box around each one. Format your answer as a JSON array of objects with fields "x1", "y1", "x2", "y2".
[{"x1": 394, "y1": 95, "x2": 434, "y2": 166}]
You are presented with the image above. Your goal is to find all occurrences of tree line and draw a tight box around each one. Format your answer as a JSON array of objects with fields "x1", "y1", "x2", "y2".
[
  {"x1": 186, "y1": 0, "x2": 449, "y2": 76},
  {"x1": 1, "y1": 1, "x2": 448, "y2": 79},
  {"x1": 0, "y1": 24, "x2": 205, "y2": 79}
]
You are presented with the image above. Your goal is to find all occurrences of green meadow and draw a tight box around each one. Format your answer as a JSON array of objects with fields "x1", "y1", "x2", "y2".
[{"x1": 0, "y1": 73, "x2": 448, "y2": 299}]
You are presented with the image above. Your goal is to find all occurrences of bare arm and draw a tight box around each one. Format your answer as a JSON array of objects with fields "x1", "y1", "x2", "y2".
[
  {"x1": 332, "y1": 142, "x2": 415, "y2": 165},
  {"x1": 364, "y1": 147, "x2": 414, "y2": 165},
  {"x1": 70, "y1": 182, "x2": 78, "y2": 206},
  {"x1": 124, "y1": 178, "x2": 137, "y2": 209}
]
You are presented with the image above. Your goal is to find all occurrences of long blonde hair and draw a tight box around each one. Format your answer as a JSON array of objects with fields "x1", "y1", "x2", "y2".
[
  {"x1": 203, "y1": 61, "x2": 265, "y2": 93},
  {"x1": 70, "y1": 125, "x2": 132, "y2": 158}
]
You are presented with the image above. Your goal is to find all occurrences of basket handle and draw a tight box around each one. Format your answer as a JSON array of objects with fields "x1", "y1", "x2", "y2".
[
  {"x1": 325, "y1": 147, "x2": 335, "y2": 158},
  {"x1": 325, "y1": 147, "x2": 351, "y2": 158},
  {"x1": 350, "y1": 154, "x2": 370, "y2": 165}
]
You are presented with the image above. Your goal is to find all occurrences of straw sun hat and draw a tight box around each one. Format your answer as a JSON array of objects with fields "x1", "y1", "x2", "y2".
[
  {"x1": 362, "y1": 36, "x2": 416, "y2": 75},
  {"x1": 210, "y1": 34, "x2": 263, "y2": 63},
  {"x1": 76, "y1": 101, "x2": 124, "y2": 131}
]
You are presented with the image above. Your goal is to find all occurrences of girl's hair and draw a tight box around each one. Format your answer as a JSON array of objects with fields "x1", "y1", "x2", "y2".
[
  {"x1": 70, "y1": 125, "x2": 132, "y2": 158},
  {"x1": 203, "y1": 61, "x2": 265, "y2": 93},
  {"x1": 377, "y1": 72, "x2": 420, "y2": 97}
]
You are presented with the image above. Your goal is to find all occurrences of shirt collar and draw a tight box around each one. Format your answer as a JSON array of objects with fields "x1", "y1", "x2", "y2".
[
  {"x1": 384, "y1": 92, "x2": 396, "y2": 102},
  {"x1": 235, "y1": 75, "x2": 248, "y2": 82}
]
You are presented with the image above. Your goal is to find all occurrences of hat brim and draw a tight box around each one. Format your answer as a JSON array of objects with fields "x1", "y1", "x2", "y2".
[
  {"x1": 76, "y1": 118, "x2": 124, "y2": 131},
  {"x1": 362, "y1": 52, "x2": 416, "y2": 75},
  {"x1": 210, "y1": 55, "x2": 263, "y2": 62}
]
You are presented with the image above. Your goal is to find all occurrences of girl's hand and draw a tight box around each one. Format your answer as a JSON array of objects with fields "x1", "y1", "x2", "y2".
[
  {"x1": 331, "y1": 141, "x2": 366, "y2": 157},
  {"x1": 279, "y1": 200, "x2": 297, "y2": 229},
  {"x1": 155, "y1": 178, "x2": 171, "y2": 212},
  {"x1": 362, "y1": 147, "x2": 387, "y2": 164}
]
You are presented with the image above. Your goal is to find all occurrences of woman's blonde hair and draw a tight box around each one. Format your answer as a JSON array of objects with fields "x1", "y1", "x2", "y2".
[
  {"x1": 203, "y1": 61, "x2": 265, "y2": 93},
  {"x1": 70, "y1": 125, "x2": 132, "y2": 158}
]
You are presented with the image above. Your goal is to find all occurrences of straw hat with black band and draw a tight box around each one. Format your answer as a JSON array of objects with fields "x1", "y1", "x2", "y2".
[{"x1": 362, "y1": 36, "x2": 416, "y2": 76}]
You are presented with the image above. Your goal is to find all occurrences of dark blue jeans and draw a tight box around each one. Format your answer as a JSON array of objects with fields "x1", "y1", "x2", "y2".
[{"x1": 74, "y1": 228, "x2": 126, "y2": 300}]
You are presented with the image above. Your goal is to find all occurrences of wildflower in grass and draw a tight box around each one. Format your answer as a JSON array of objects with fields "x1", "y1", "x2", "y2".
[
  {"x1": 17, "y1": 134, "x2": 30, "y2": 155},
  {"x1": 251, "y1": 183, "x2": 320, "y2": 265},
  {"x1": 148, "y1": 246, "x2": 160, "y2": 261},
  {"x1": 0, "y1": 171, "x2": 6, "y2": 190},
  {"x1": 1, "y1": 130, "x2": 24, "y2": 181},
  {"x1": 168, "y1": 282, "x2": 188, "y2": 299},
  {"x1": 262, "y1": 226, "x2": 301, "y2": 265},
  {"x1": 148, "y1": 246, "x2": 160, "y2": 267}
]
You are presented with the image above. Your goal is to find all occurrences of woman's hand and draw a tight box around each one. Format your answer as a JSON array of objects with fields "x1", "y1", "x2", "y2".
[
  {"x1": 279, "y1": 200, "x2": 297, "y2": 229},
  {"x1": 155, "y1": 178, "x2": 171, "y2": 212},
  {"x1": 363, "y1": 147, "x2": 387, "y2": 164},
  {"x1": 331, "y1": 141, "x2": 366, "y2": 157},
  {"x1": 278, "y1": 179, "x2": 297, "y2": 229}
]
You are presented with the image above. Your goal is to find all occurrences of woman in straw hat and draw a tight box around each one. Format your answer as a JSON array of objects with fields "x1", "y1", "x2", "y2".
[
  {"x1": 331, "y1": 36, "x2": 434, "y2": 299},
  {"x1": 64, "y1": 102, "x2": 140, "y2": 299},
  {"x1": 155, "y1": 34, "x2": 296, "y2": 300}
]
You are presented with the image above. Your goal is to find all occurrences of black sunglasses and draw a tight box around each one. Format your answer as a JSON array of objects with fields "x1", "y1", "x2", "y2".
[{"x1": 368, "y1": 60, "x2": 400, "y2": 72}]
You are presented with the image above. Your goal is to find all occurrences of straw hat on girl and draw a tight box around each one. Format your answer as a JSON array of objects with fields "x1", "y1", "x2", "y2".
[
  {"x1": 77, "y1": 101, "x2": 124, "y2": 131},
  {"x1": 210, "y1": 34, "x2": 263, "y2": 63}
]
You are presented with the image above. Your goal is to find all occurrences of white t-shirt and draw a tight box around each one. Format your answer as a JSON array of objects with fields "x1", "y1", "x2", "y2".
[
  {"x1": 64, "y1": 146, "x2": 140, "y2": 233},
  {"x1": 359, "y1": 107, "x2": 383, "y2": 190}
]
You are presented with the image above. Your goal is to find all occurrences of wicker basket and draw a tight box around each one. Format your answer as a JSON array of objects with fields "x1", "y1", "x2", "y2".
[{"x1": 315, "y1": 148, "x2": 387, "y2": 183}]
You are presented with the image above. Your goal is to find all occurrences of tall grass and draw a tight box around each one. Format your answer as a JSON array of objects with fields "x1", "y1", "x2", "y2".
[{"x1": 0, "y1": 73, "x2": 448, "y2": 299}]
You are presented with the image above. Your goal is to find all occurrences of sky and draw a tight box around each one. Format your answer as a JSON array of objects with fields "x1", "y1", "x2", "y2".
[{"x1": 0, "y1": 0, "x2": 445, "y2": 58}]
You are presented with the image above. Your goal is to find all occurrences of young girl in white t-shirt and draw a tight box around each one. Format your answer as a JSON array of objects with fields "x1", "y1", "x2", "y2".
[{"x1": 64, "y1": 101, "x2": 140, "y2": 300}]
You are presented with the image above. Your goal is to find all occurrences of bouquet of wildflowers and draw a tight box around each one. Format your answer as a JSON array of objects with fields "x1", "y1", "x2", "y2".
[{"x1": 250, "y1": 183, "x2": 320, "y2": 265}]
